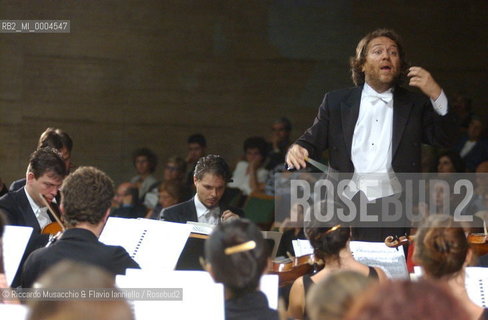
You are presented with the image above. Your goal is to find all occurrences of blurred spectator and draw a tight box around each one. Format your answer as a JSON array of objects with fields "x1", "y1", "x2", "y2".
[
  {"x1": 454, "y1": 116, "x2": 488, "y2": 172},
  {"x1": 144, "y1": 156, "x2": 190, "y2": 210},
  {"x1": 130, "y1": 148, "x2": 159, "y2": 207},
  {"x1": 185, "y1": 134, "x2": 207, "y2": 188},
  {"x1": 266, "y1": 117, "x2": 292, "y2": 170},
  {"x1": 111, "y1": 182, "x2": 147, "y2": 218},
  {"x1": 436, "y1": 150, "x2": 466, "y2": 174},
  {"x1": 228, "y1": 137, "x2": 269, "y2": 196},
  {"x1": 146, "y1": 181, "x2": 186, "y2": 219}
]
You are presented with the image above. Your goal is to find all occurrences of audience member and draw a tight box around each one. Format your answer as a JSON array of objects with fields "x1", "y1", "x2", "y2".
[
  {"x1": 9, "y1": 127, "x2": 73, "y2": 192},
  {"x1": 162, "y1": 155, "x2": 243, "y2": 224},
  {"x1": 266, "y1": 117, "x2": 292, "y2": 170},
  {"x1": 455, "y1": 116, "x2": 488, "y2": 172},
  {"x1": 185, "y1": 134, "x2": 207, "y2": 187},
  {"x1": 111, "y1": 182, "x2": 147, "y2": 218},
  {"x1": 437, "y1": 150, "x2": 466, "y2": 174},
  {"x1": 146, "y1": 181, "x2": 186, "y2": 219},
  {"x1": 204, "y1": 218, "x2": 279, "y2": 320},
  {"x1": 306, "y1": 270, "x2": 374, "y2": 320},
  {"x1": 130, "y1": 147, "x2": 159, "y2": 207},
  {"x1": 228, "y1": 136, "x2": 269, "y2": 196},
  {"x1": 414, "y1": 214, "x2": 487, "y2": 320},
  {"x1": 144, "y1": 156, "x2": 190, "y2": 209},
  {"x1": 21, "y1": 166, "x2": 139, "y2": 288},
  {"x1": 451, "y1": 92, "x2": 474, "y2": 137},
  {"x1": 27, "y1": 261, "x2": 133, "y2": 320},
  {"x1": 287, "y1": 215, "x2": 387, "y2": 320},
  {"x1": 345, "y1": 279, "x2": 470, "y2": 320}
]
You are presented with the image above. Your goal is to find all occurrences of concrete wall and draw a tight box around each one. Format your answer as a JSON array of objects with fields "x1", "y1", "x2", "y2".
[{"x1": 1, "y1": 0, "x2": 487, "y2": 185}]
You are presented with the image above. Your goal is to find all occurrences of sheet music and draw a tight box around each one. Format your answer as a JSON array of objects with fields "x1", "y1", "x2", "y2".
[
  {"x1": 117, "y1": 270, "x2": 224, "y2": 320},
  {"x1": 0, "y1": 304, "x2": 29, "y2": 320},
  {"x1": 292, "y1": 239, "x2": 313, "y2": 257},
  {"x1": 186, "y1": 221, "x2": 215, "y2": 235},
  {"x1": 259, "y1": 274, "x2": 279, "y2": 309},
  {"x1": 465, "y1": 267, "x2": 488, "y2": 307},
  {"x1": 3, "y1": 226, "x2": 33, "y2": 285},
  {"x1": 349, "y1": 241, "x2": 408, "y2": 279},
  {"x1": 99, "y1": 217, "x2": 193, "y2": 271}
]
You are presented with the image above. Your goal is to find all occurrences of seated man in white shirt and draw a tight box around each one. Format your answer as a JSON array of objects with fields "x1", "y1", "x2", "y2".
[{"x1": 161, "y1": 154, "x2": 244, "y2": 224}]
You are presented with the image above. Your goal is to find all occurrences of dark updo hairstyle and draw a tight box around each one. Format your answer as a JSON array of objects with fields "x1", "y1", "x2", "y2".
[
  {"x1": 413, "y1": 214, "x2": 469, "y2": 278},
  {"x1": 204, "y1": 219, "x2": 268, "y2": 297},
  {"x1": 305, "y1": 216, "x2": 350, "y2": 263}
]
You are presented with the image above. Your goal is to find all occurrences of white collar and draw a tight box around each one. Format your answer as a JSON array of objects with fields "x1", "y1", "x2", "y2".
[
  {"x1": 24, "y1": 186, "x2": 43, "y2": 213},
  {"x1": 194, "y1": 196, "x2": 219, "y2": 218}
]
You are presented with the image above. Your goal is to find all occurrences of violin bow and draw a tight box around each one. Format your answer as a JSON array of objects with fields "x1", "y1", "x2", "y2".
[{"x1": 39, "y1": 194, "x2": 66, "y2": 232}]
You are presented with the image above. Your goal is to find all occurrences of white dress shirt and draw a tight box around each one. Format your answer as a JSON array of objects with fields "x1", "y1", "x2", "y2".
[
  {"x1": 24, "y1": 187, "x2": 52, "y2": 229},
  {"x1": 347, "y1": 83, "x2": 448, "y2": 201},
  {"x1": 194, "y1": 196, "x2": 220, "y2": 225}
]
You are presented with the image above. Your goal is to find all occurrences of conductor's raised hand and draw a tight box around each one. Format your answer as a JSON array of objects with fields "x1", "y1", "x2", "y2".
[
  {"x1": 285, "y1": 144, "x2": 309, "y2": 170},
  {"x1": 408, "y1": 66, "x2": 442, "y2": 100}
]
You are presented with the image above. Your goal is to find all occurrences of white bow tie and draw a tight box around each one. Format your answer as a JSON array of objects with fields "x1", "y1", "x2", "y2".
[{"x1": 367, "y1": 91, "x2": 393, "y2": 105}]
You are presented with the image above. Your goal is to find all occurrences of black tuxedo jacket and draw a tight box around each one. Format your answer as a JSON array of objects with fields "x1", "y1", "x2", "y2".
[
  {"x1": 0, "y1": 188, "x2": 51, "y2": 287},
  {"x1": 296, "y1": 85, "x2": 456, "y2": 173},
  {"x1": 161, "y1": 197, "x2": 245, "y2": 223},
  {"x1": 21, "y1": 228, "x2": 140, "y2": 288},
  {"x1": 0, "y1": 188, "x2": 46, "y2": 232}
]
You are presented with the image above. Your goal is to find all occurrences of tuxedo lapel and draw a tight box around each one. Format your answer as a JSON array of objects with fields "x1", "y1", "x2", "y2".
[
  {"x1": 392, "y1": 87, "x2": 413, "y2": 159},
  {"x1": 341, "y1": 86, "x2": 363, "y2": 156},
  {"x1": 188, "y1": 198, "x2": 199, "y2": 222}
]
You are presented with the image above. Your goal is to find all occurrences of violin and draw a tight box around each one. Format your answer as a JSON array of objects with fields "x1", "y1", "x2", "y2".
[
  {"x1": 269, "y1": 253, "x2": 323, "y2": 287},
  {"x1": 39, "y1": 194, "x2": 65, "y2": 235}
]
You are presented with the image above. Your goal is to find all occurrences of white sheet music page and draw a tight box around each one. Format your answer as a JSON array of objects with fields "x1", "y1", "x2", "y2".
[
  {"x1": 3, "y1": 225, "x2": 33, "y2": 285},
  {"x1": 186, "y1": 221, "x2": 215, "y2": 235},
  {"x1": 259, "y1": 274, "x2": 279, "y2": 310},
  {"x1": 0, "y1": 304, "x2": 29, "y2": 320},
  {"x1": 99, "y1": 217, "x2": 193, "y2": 271},
  {"x1": 349, "y1": 241, "x2": 408, "y2": 279},
  {"x1": 116, "y1": 270, "x2": 224, "y2": 320},
  {"x1": 466, "y1": 267, "x2": 488, "y2": 307},
  {"x1": 292, "y1": 239, "x2": 313, "y2": 257}
]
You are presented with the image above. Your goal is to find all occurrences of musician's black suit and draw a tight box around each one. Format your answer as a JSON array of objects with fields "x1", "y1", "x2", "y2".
[
  {"x1": 21, "y1": 228, "x2": 140, "y2": 288},
  {"x1": 161, "y1": 197, "x2": 244, "y2": 223},
  {"x1": 0, "y1": 188, "x2": 51, "y2": 287}
]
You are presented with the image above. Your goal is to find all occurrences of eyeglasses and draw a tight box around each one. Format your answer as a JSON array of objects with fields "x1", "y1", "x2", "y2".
[{"x1": 165, "y1": 166, "x2": 180, "y2": 172}]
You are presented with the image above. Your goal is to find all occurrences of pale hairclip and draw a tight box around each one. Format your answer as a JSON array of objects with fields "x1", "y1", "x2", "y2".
[
  {"x1": 224, "y1": 240, "x2": 256, "y2": 255},
  {"x1": 325, "y1": 224, "x2": 341, "y2": 234}
]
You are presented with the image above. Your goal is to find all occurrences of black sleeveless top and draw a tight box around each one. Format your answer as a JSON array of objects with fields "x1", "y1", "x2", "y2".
[{"x1": 479, "y1": 308, "x2": 488, "y2": 320}]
